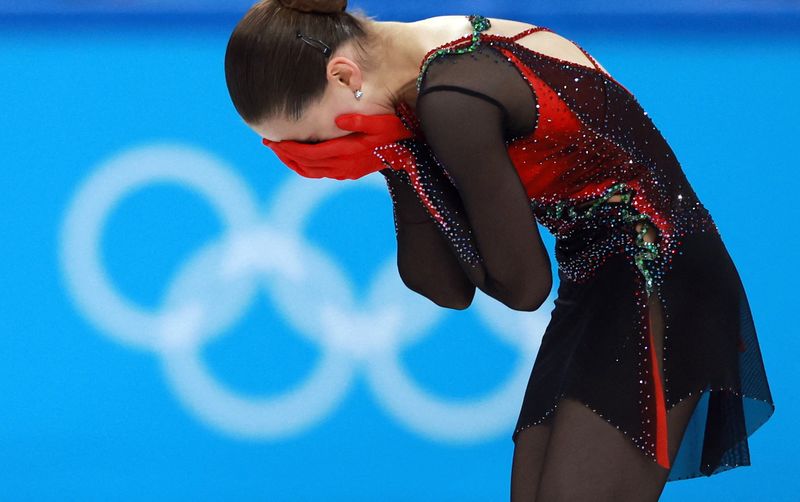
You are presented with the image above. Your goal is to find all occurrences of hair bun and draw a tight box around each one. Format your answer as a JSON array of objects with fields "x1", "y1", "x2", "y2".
[{"x1": 277, "y1": 0, "x2": 347, "y2": 14}]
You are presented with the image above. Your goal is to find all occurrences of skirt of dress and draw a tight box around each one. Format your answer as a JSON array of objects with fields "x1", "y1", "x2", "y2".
[{"x1": 511, "y1": 203, "x2": 776, "y2": 482}]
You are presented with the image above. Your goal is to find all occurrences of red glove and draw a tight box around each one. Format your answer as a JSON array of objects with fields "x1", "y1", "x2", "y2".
[{"x1": 261, "y1": 113, "x2": 415, "y2": 180}]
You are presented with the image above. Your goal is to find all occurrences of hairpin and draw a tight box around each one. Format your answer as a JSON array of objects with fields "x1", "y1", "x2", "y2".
[{"x1": 296, "y1": 31, "x2": 332, "y2": 57}]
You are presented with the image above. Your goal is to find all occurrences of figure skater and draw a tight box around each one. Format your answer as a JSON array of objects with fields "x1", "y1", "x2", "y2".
[{"x1": 224, "y1": 1, "x2": 776, "y2": 500}]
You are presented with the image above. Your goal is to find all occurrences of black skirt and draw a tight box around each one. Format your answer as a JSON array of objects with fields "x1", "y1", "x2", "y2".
[{"x1": 511, "y1": 194, "x2": 776, "y2": 482}]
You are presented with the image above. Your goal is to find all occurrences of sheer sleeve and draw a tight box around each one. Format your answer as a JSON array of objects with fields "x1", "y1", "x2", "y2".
[
  {"x1": 383, "y1": 171, "x2": 477, "y2": 310},
  {"x1": 395, "y1": 46, "x2": 552, "y2": 311}
]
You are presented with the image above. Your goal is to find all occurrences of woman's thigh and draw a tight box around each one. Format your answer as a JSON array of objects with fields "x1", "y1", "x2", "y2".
[
  {"x1": 532, "y1": 397, "x2": 668, "y2": 501},
  {"x1": 527, "y1": 393, "x2": 701, "y2": 502},
  {"x1": 511, "y1": 420, "x2": 553, "y2": 501}
]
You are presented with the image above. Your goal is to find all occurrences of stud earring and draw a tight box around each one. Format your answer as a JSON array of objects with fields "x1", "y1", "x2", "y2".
[{"x1": 354, "y1": 89, "x2": 364, "y2": 100}]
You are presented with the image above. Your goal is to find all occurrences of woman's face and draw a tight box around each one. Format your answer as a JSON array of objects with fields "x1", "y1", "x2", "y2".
[{"x1": 248, "y1": 56, "x2": 388, "y2": 144}]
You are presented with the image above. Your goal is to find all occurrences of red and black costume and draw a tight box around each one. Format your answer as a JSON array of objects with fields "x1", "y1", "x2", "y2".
[{"x1": 374, "y1": 14, "x2": 775, "y2": 482}]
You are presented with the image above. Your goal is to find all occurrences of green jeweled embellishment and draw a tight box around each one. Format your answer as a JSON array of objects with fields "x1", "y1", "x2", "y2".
[
  {"x1": 544, "y1": 181, "x2": 631, "y2": 221},
  {"x1": 416, "y1": 14, "x2": 492, "y2": 92},
  {"x1": 468, "y1": 14, "x2": 492, "y2": 32},
  {"x1": 633, "y1": 223, "x2": 659, "y2": 296},
  {"x1": 540, "y1": 181, "x2": 661, "y2": 297}
]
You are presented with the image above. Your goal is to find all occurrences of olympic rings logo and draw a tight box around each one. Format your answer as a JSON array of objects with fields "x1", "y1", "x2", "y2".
[{"x1": 58, "y1": 143, "x2": 554, "y2": 441}]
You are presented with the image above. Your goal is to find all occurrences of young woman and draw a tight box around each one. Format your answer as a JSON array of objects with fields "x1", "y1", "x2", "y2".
[{"x1": 224, "y1": 1, "x2": 776, "y2": 499}]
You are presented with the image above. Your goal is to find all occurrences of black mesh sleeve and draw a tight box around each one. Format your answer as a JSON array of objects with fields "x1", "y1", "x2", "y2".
[
  {"x1": 384, "y1": 171, "x2": 478, "y2": 309},
  {"x1": 390, "y1": 47, "x2": 552, "y2": 311}
]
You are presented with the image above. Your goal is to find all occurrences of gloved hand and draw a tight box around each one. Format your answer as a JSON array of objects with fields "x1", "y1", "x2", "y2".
[{"x1": 261, "y1": 112, "x2": 415, "y2": 180}]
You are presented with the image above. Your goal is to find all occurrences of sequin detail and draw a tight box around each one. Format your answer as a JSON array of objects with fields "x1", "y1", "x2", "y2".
[
  {"x1": 377, "y1": 107, "x2": 484, "y2": 268},
  {"x1": 512, "y1": 384, "x2": 776, "y2": 482},
  {"x1": 377, "y1": 14, "x2": 775, "y2": 479},
  {"x1": 416, "y1": 14, "x2": 492, "y2": 93}
]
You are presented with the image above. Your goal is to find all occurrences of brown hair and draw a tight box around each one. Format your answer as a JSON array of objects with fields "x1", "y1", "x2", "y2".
[{"x1": 224, "y1": 0, "x2": 376, "y2": 126}]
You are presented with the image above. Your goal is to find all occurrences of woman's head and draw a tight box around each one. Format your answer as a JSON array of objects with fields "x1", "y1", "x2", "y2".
[{"x1": 225, "y1": 0, "x2": 388, "y2": 143}]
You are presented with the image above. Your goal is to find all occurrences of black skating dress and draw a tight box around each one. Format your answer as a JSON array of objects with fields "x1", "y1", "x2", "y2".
[{"x1": 376, "y1": 14, "x2": 775, "y2": 481}]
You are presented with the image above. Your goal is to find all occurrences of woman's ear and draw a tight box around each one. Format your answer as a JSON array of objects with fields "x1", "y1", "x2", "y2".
[{"x1": 327, "y1": 56, "x2": 363, "y2": 93}]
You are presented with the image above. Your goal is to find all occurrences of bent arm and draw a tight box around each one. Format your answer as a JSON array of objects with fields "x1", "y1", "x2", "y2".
[
  {"x1": 415, "y1": 88, "x2": 552, "y2": 311},
  {"x1": 383, "y1": 168, "x2": 477, "y2": 310}
]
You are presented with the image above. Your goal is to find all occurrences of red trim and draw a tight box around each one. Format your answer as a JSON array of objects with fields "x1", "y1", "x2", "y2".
[
  {"x1": 392, "y1": 103, "x2": 449, "y2": 228},
  {"x1": 647, "y1": 300, "x2": 671, "y2": 469},
  {"x1": 407, "y1": 166, "x2": 447, "y2": 227},
  {"x1": 510, "y1": 26, "x2": 552, "y2": 41}
]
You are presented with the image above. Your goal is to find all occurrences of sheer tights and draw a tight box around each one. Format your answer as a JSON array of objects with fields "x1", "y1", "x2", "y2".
[{"x1": 510, "y1": 289, "x2": 702, "y2": 501}]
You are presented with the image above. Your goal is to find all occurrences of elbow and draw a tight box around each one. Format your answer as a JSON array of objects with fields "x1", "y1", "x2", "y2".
[
  {"x1": 400, "y1": 274, "x2": 476, "y2": 310},
  {"x1": 489, "y1": 272, "x2": 552, "y2": 312},
  {"x1": 436, "y1": 294, "x2": 474, "y2": 311},
  {"x1": 504, "y1": 289, "x2": 549, "y2": 312}
]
